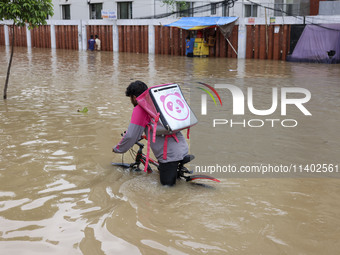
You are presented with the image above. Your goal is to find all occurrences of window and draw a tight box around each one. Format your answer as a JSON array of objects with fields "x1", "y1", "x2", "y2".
[
  {"x1": 89, "y1": 3, "x2": 103, "y2": 19},
  {"x1": 285, "y1": 4, "x2": 299, "y2": 16},
  {"x1": 222, "y1": 2, "x2": 229, "y2": 16},
  {"x1": 118, "y1": 2, "x2": 132, "y2": 19},
  {"x1": 274, "y1": 0, "x2": 283, "y2": 16},
  {"x1": 62, "y1": 5, "x2": 70, "y2": 20},
  {"x1": 177, "y1": 2, "x2": 194, "y2": 17},
  {"x1": 211, "y1": 3, "x2": 217, "y2": 15},
  {"x1": 286, "y1": 4, "x2": 294, "y2": 16},
  {"x1": 245, "y1": 4, "x2": 258, "y2": 17}
]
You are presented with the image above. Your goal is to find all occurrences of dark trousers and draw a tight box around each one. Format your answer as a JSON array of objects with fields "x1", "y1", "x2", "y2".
[{"x1": 158, "y1": 161, "x2": 180, "y2": 186}]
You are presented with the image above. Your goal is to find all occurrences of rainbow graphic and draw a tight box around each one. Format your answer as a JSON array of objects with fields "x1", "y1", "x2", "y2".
[{"x1": 197, "y1": 82, "x2": 222, "y2": 115}]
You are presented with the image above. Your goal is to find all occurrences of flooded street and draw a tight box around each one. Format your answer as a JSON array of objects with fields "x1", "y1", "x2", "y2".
[{"x1": 1, "y1": 46, "x2": 340, "y2": 254}]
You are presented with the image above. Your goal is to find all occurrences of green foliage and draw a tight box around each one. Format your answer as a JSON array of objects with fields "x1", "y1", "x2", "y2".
[
  {"x1": 78, "y1": 107, "x2": 88, "y2": 113},
  {"x1": 161, "y1": 0, "x2": 188, "y2": 12},
  {"x1": 0, "y1": 0, "x2": 54, "y2": 28}
]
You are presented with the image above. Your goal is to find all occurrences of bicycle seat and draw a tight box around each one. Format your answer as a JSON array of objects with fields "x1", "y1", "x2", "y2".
[{"x1": 180, "y1": 155, "x2": 195, "y2": 165}]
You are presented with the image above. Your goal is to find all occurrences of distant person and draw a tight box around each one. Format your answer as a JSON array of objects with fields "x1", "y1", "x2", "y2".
[
  {"x1": 95, "y1": 35, "x2": 101, "y2": 51},
  {"x1": 88, "y1": 35, "x2": 96, "y2": 51},
  {"x1": 185, "y1": 36, "x2": 194, "y2": 57}
]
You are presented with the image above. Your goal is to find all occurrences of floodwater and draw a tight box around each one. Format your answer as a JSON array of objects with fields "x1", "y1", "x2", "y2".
[{"x1": 0, "y1": 46, "x2": 340, "y2": 254}]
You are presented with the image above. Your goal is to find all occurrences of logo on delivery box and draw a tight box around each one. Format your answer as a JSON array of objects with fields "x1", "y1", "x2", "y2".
[{"x1": 160, "y1": 92, "x2": 190, "y2": 121}]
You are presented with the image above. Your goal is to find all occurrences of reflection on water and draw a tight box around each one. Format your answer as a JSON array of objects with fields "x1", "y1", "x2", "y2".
[{"x1": 0, "y1": 46, "x2": 340, "y2": 254}]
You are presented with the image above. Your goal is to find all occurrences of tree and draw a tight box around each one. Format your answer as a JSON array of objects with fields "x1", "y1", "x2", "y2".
[
  {"x1": 0, "y1": 0, "x2": 54, "y2": 99},
  {"x1": 161, "y1": 0, "x2": 188, "y2": 12}
]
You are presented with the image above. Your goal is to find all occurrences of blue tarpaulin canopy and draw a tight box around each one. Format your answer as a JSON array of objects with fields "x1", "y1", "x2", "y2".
[{"x1": 165, "y1": 16, "x2": 238, "y2": 30}]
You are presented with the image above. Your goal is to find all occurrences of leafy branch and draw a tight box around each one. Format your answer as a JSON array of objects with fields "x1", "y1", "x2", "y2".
[{"x1": 161, "y1": 0, "x2": 188, "y2": 12}]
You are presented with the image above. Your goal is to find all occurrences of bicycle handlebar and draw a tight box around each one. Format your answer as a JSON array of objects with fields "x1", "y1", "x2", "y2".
[
  {"x1": 121, "y1": 130, "x2": 147, "y2": 142},
  {"x1": 120, "y1": 130, "x2": 146, "y2": 149}
]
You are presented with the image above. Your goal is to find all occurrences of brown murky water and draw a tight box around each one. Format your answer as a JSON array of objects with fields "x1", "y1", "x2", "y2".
[{"x1": 1, "y1": 46, "x2": 340, "y2": 254}]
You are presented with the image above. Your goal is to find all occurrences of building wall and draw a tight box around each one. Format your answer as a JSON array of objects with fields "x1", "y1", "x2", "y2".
[
  {"x1": 2, "y1": 15, "x2": 340, "y2": 58},
  {"x1": 319, "y1": 1, "x2": 340, "y2": 15},
  {"x1": 53, "y1": 0, "x2": 116, "y2": 20},
  {"x1": 52, "y1": 0, "x2": 170, "y2": 20},
  {"x1": 51, "y1": 0, "x2": 305, "y2": 21}
]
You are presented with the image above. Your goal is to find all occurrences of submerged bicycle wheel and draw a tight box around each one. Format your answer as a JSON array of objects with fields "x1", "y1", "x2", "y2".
[
  {"x1": 186, "y1": 175, "x2": 220, "y2": 182},
  {"x1": 112, "y1": 162, "x2": 130, "y2": 169},
  {"x1": 112, "y1": 162, "x2": 152, "y2": 172}
]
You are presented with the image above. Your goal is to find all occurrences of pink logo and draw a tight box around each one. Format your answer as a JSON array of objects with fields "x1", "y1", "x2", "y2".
[{"x1": 160, "y1": 92, "x2": 189, "y2": 121}]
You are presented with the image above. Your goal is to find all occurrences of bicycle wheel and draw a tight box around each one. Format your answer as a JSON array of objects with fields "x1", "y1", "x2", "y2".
[
  {"x1": 147, "y1": 165, "x2": 153, "y2": 173},
  {"x1": 112, "y1": 162, "x2": 130, "y2": 168},
  {"x1": 186, "y1": 175, "x2": 220, "y2": 182}
]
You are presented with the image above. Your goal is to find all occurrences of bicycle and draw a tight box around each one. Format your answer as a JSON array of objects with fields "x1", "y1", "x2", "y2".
[{"x1": 112, "y1": 135, "x2": 220, "y2": 183}]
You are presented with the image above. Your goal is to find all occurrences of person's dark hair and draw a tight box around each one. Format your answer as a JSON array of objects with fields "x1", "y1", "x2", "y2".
[
  {"x1": 95, "y1": 35, "x2": 98, "y2": 38},
  {"x1": 90, "y1": 35, "x2": 94, "y2": 39},
  {"x1": 125, "y1": 80, "x2": 148, "y2": 98}
]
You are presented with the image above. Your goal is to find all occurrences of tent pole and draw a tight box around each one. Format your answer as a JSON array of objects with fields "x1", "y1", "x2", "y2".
[{"x1": 226, "y1": 38, "x2": 238, "y2": 56}]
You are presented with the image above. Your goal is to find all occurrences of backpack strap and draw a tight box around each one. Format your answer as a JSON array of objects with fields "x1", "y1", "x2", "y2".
[
  {"x1": 163, "y1": 134, "x2": 179, "y2": 160},
  {"x1": 151, "y1": 112, "x2": 160, "y2": 143},
  {"x1": 143, "y1": 124, "x2": 152, "y2": 172},
  {"x1": 143, "y1": 113, "x2": 159, "y2": 172}
]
